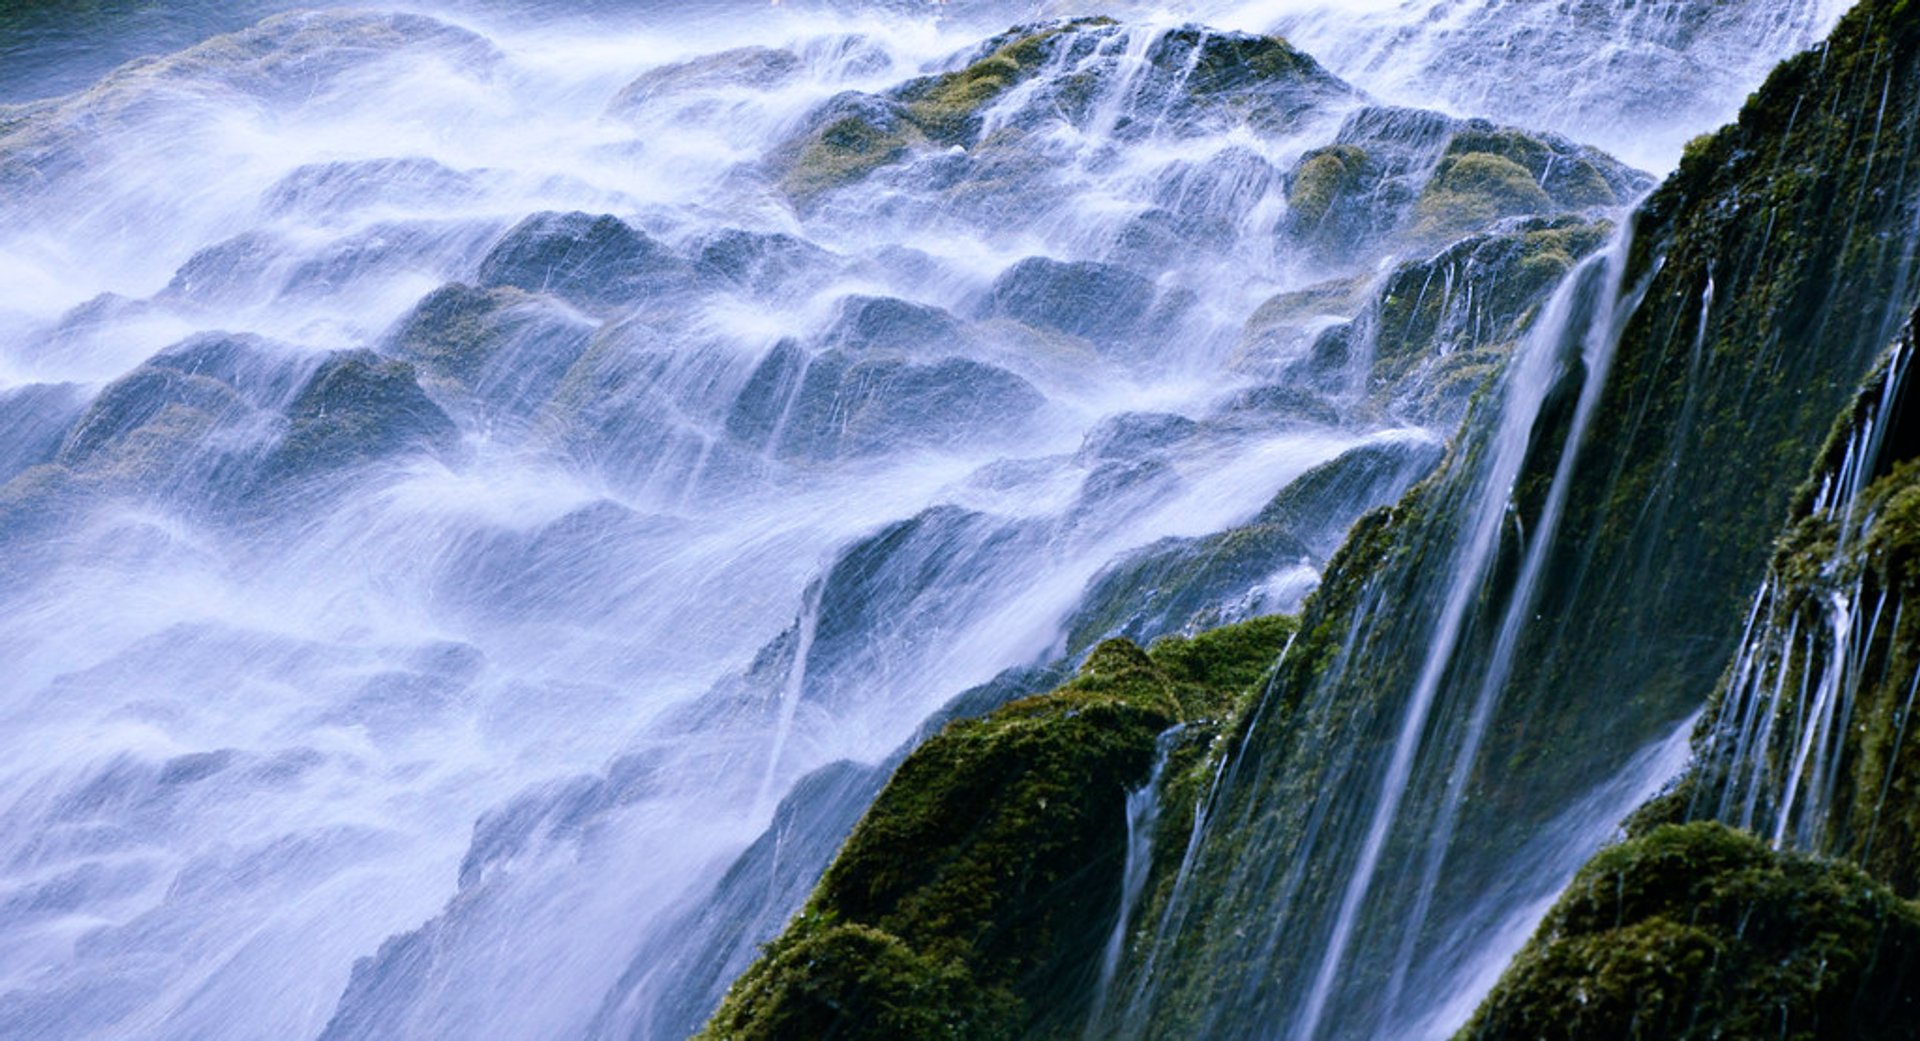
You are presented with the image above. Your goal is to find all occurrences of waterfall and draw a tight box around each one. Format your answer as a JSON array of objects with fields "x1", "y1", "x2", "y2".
[{"x1": 0, "y1": 2, "x2": 1852, "y2": 1039}]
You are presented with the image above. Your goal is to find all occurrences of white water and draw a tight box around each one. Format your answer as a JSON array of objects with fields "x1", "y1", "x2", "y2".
[{"x1": 0, "y1": 2, "x2": 1844, "y2": 1039}]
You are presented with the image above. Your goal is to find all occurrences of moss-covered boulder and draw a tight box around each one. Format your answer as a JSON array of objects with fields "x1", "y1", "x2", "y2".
[
  {"x1": 1458, "y1": 823, "x2": 1920, "y2": 1041},
  {"x1": 771, "y1": 21, "x2": 1098, "y2": 207},
  {"x1": 1412, "y1": 152, "x2": 1554, "y2": 241},
  {"x1": 1280, "y1": 105, "x2": 1646, "y2": 263},
  {"x1": 700, "y1": 619, "x2": 1295, "y2": 1041},
  {"x1": 1408, "y1": 123, "x2": 1642, "y2": 245},
  {"x1": 1286, "y1": 144, "x2": 1371, "y2": 233},
  {"x1": 262, "y1": 350, "x2": 457, "y2": 481},
  {"x1": 774, "y1": 91, "x2": 920, "y2": 206}
]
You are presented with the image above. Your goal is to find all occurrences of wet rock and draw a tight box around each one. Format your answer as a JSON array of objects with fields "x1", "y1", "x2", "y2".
[
  {"x1": 0, "y1": 382, "x2": 85, "y2": 485},
  {"x1": 1065, "y1": 434, "x2": 1441, "y2": 651},
  {"x1": 260, "y1": 349, "x2": 457, "y2": 481},
  {"x1": 773, "y1": 353, "x2": 1043, "y2": 461},
  {"x1": 474, "y1": 211, "x2": 689, "y2": 312},
  {"x1": 607, "y1": 46, "x2": 805, "y2": 118},
  {"x1": 261, "y1": 156, "x2": 478, "y2": 220},
  {"x1": 981, "y1": 256, "x2": 1182, "y2": 355},
  {"x1": 693, "y1": 229, "x2": 837, "y2": 294},
  {"x1": 1075, "y1": 411, "x2": 1200, "y2": 464},
  {"x1": 163, "y1": 231, "x2": 290, "y2": 304},
  {"x1": 280, "y1": 220, "x2": 498, "y2": 300},
  {"x1": 772, "y1": 90, "x2": 917, "y2": 206},
  {"x1": 818, "y1": 294, "x2": 965, "y2": 354},
  {"x1": 56, "y1": 365, "x2": 250, "y2": 471},
  {"x1": 802, "y1": 506, "x2": 1041, "y2": 708},
  {"x1": 387, "y1": 282, "x2": 593, "y2": 417}
]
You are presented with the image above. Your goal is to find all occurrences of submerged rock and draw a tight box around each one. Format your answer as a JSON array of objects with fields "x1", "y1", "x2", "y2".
[
  {"x1": 387, "y1": 281, "x2": 593, "y2": 418},
  {"x1": 728, "y1": 338, "x2": 1043, "y2": 462},
  {"x1": 0, "y1": 382, "x2": 84, "y2": 486},
  {"x1": 0, "y1": 11, "x2": 500, "y2": 203},
  {"x1": 261, "y1": 156, "x2": 479, "y2": 220},
  {"x1": 607, "y1": 46, "x2": 805, "y2": 118}
]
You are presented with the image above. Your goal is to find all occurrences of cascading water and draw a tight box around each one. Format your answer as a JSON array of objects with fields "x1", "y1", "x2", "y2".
[
  {"x1": 1296, "y1": 227, "x2": 1644, "y2": 1041},
  {"x1": 1085, "y1": 724, "x2": 1182, "y2": 1040},
  {"x1": 0, "y1": 2, "x2": 1856, "y2": 1039},
  {"x1": 1694, "y1": 331, "x2": 1920, "y2": 853}
]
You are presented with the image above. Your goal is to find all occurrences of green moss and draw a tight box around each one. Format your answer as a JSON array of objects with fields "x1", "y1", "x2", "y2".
[
  {"x1": 1458, "y1": 823, "x2": 1920, "y2": 1041},
  {"x1": 781, "y1": 112, "x2": 917, "y2": 204},
  {"x1": 1287, "y1": 145, "x2": 1370, "y2": 229},
  {"x1": 1180, "y1": 29, "x2": 1317, "y2": 91},
  {"x1": 700, "y1": 918, "x2": 1018, "y2": 1041},
  {"x1": 1412, "y1": 152, "x2": 1555, "y2": 242},
  {"x1": 1370, "y1": 217, "x2": 1612, "y2": 421},
  {"x1": 777, "y1": 22, "x2": 1098, "y2": 205},
  {"x1": 701, "y1": 618, "x2": 1293, "y2": 1040}
]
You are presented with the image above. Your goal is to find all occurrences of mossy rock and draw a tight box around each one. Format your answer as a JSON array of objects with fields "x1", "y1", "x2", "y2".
[
  {"x1": 773, "y1": 22, "x2": 1094, "y2": 207},
  {"x1": 1459, "y1": 823, "x2": 1920, "y2": 1041},
  {"x1": 1442, "y1": 127, "x2": 1621, "y2": 210},
  {"x1": 896, "y1": 21, "x2": 1100, "y2": 146},
  {"x1": 55, "y1": 365, "x2": 248, "y2": 470},
  {"x1": 1286, "y1": 144, "x2": 1371, "y2": 231},
  {"x1": 1412, "y1": 152, "x2": 1554, "y2": 242},
  {"x1": 262, "y1": 350, "x2": 457, "y2": 480},
  {"x1": 777, "y1": 92, "x2": 920, "y2": 206},
  {"x1": 701, "y1": 618, "x2": 1294, "y2": 1040}
]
